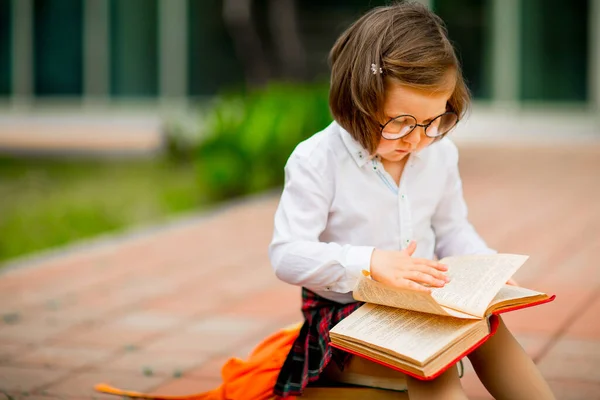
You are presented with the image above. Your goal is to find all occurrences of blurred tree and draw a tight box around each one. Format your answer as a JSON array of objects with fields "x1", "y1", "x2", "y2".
[
  {"x1": 268, "y1": 0, "x2": 307, "y2": 81},
  {"x1": 222, "y1": 0, "x2": 306, "y2": 87},
  {"x1": 223, "y1": 0, "x2": 270, "y2": 86}
]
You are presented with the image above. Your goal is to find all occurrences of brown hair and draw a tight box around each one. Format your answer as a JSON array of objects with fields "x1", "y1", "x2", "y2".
[{"x1": 329, "y1": 1, "x2": 470, "y2": 154}]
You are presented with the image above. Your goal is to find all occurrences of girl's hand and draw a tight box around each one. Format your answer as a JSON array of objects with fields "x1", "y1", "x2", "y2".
[
  {"x1": 369, "y1": 241, "x2": 450, "y2": 293},
  {"x1": 506, "y1": 278, "x2": 519, "y2": 286}
]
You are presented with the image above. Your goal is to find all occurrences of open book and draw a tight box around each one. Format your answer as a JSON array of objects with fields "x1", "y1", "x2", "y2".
[{"x1": 329, "y1": 254, "x2": 555, "y2": 380}]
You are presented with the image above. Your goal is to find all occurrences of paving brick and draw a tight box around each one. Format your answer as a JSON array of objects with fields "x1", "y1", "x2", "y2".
[
  {"x1": 57, "y1": 291, "x2": 137, "y2": 316},
  {"x1": 149, "y1": 377, "x2": 222, "y2": 397},
  {"x1": 0, "y1": 366, "x2": 68, "y2": 392},
  {"x1": 184, "y1": 356, "x2": 229, "y2": 380},
  {"x1": 216, "y1": 286, "x2": 301, "y2": 321},
  {"x1": 564, "y1": 295, "x2": 600, "y2": 340},
  {"x1": 38, "y1": 311, "x2": 99, "y2": 330},
  {"x1": 0, "y1": 341, "x2": 30, "y2": 363},
  {"x1": 2, "y1": 273, "x2": 118, "y2": 311},
  {"x1": 167, "y1": 288, "x2": 237, "y2": 310},
  {"x1": 186, "y1": 269, "x2": 281, "y2": 304},
  {"x1": 136, "y1": 295, "x2": 218, "y2": 317},
  {"x1": 538, "y1": 356, "x2": 600, "y2": 384},
  {"x1": 185, "y1": 316, "x2": 266, "y2": 336},
  {"x1": 501, "y1": 287, "x2": 592, "y2": 335},
  {"x1": 535, "y1": 239, "x2": 600, "y2": 291},
  {"x1": 65, "y1": 279, "x2": 178, "y2": 315},
  {"x1": 542, "y1": 337, "x2": 600, "y2": 358},
  {"x1": 10, "y1": 346, "x2": 113, "y2": 370},
  {"x1": 546, "y1": 379, "x2": 600, "y2": 400},
  {"x1": 29, "y1": 307, "x2": 107, "y2": 327},
  {"x1": 42, "y1": 370, "x2": 164, "y2": 398},
  {"x1": 109, "y1": 312, "x2": 184, "y2": 331},
  {"x1": 96, "y1": 350, "x2": 208, "y2": 377},
  {"x1": 47, "y1": 324, "x2": 161, "y2": 348},
  {"x1": 497, "y1": 204, "x2": 583, "y2": 267},
  {"x1": 0, "y1": 318, "x2": 75, "y2": 346},
  {"x1": 4, "y1": 396, "x2": 90, "y2": 400},
  {"x1": 225, "y1": 344, "x2": 260, "y2": 363},
  {"x1": 501, "y1": 307, "x2": 563, "y2": 336},
  {"x1": 513, "y1": 333, "x2": 552, "y2": 360},
  {"x1": 142, "y1": 332, "x2": 247, "y2": 356},
  {"x1": 537, "y1": 338, "x2": 600, "y2": 383}
]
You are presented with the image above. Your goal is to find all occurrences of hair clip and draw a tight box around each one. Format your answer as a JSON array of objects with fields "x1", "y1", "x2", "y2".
[{"x1": 371, "y1": 63, "x2": 383, "y2": 75}]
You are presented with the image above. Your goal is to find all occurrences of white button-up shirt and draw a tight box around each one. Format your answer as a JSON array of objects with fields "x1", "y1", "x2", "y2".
[{"x1": 269, "y1": 121, "x2": 495, "y2": 304}]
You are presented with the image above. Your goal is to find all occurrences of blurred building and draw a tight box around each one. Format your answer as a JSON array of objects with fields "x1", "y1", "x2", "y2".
[{"x1": 0, "y1": 0, "x2": 598, "y2": 151}]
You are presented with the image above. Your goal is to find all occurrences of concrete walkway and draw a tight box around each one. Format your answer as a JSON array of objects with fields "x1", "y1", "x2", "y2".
[{"x1": 0, "y1": 143, "x2": 599, "y2": 399}]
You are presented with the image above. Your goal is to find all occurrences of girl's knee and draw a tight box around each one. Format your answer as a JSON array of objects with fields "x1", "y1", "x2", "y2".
[{"x1": 468, "y1": 315, "x2": 524, "y2": 365}]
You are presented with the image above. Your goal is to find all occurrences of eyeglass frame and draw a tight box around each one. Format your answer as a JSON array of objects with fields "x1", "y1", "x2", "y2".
[{"x1": 378, "y1": 111, "x2": 459, "y2": 140}]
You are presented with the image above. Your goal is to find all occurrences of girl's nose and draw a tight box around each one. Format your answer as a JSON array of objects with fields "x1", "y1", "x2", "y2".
[{"x1": 403, "y1": 126, "x2": 423, "y2": 145}]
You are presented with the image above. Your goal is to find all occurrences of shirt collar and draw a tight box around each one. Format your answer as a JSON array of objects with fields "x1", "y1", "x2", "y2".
[
  {"x1": 339, "y1": 124, "x2": 373, "y2": 168},
  {"x1": 338, "y1": 123, "x2": 424, "y2": 168}
]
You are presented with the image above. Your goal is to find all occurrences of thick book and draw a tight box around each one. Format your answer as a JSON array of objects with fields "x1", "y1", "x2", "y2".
[{"x1": 329, "y1": 254, "x2": 555, "y2": 380}]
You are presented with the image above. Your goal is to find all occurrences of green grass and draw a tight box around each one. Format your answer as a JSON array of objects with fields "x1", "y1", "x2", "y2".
[{"x1": 0, "y1": 156, "x2": 205, "y2": 264}]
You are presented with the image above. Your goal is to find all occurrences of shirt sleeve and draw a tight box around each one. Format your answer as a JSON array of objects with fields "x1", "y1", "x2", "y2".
[
  {"x1": 269, "y1": 153, "x2": 374, "y2": 293},
  {"x1": 432, "y1": 142, "x2": 496, "y2": 259}
]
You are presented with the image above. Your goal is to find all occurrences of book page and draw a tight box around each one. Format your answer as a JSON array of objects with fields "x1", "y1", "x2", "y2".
[
  {"x1": 490, "y1": 284, "x2": 545, "y2": 305},
  {"x1": 353, "y1": 276, "x2": 455, "y2": 317},
  {"x1": 330, "y1": 303, "x2": 484, "y2": 365},
  {"x1": 485, "y1": 284, "x2": 548, "y2": 314},
  {"x1": 430, "y1": 254, "x2": 529, "y2": 318}
]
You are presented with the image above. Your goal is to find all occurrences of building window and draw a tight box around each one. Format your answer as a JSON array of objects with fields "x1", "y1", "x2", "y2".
[
  {"x1": 0, "y1": 0, "x2": 10, "y2": 95},
  {"x1": 520, "y1": 0, "x2": 589, "y2": 102},
  {"x1": 434, "y1": 0, "x2": 492, "y2": 100},
  {"x1": 188, "y1": 0, "x2": 244, "y2": 96},
  {"x1": 33, "y1": 0, "x2": 83, "y2": 96},
  {"x1": 110, "y1": 0, "x2": 158, "y2": 97}
]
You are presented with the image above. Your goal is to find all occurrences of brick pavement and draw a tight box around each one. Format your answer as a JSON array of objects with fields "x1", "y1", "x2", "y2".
[{"x1": 0, "y1": 143, "x2": 599, "y2": 400}]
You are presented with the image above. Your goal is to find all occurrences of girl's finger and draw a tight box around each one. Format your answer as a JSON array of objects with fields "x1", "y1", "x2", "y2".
[
  {"x1": 399, "y1": 279, "x2": 432, "y2": 293},
  {"x1": 411, "y1": 264, "x2": 450, "y2": 283},
  {"x1": 401, "y1": 270, "x2": 446, "y2": 287},
  {"x1": 412, "y1": 258, "x2": 447, "y2": 270}
]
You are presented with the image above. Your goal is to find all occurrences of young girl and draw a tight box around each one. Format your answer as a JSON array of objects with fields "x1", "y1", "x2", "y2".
[{"x1": 269, "y1": 2, "x2": 555, "y2": 399}]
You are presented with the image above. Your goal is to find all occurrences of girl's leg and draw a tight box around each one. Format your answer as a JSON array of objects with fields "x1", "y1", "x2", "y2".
[
  {"x1": 467, "y1": 316, "x2": 555, "y2": 400},
  {"x1": 406, "y1": 365, "x2": 468, "y2": 400}
]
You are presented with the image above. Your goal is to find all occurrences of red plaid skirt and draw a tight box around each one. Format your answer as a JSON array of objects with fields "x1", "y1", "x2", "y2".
[{"x1": 273, "y1": 288, "x2": 363, "y2": 397}]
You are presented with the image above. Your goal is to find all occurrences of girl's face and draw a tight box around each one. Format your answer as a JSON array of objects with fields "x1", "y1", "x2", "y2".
[{"x1": 375, "y1": 81, "x2": 453, "y2": 164}]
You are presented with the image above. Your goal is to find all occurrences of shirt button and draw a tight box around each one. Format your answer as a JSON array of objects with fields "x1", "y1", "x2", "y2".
[
  {"x1": 325, "y1": 286, "x2": 331, "y2": 291},
  {"x1": 401, "y1": 194, "x2": 406, "y2": 200}
]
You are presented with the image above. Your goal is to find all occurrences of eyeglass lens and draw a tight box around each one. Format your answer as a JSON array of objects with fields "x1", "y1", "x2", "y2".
[{"x1": 382, "y1": 113, "x2": 457, "y2": 139}]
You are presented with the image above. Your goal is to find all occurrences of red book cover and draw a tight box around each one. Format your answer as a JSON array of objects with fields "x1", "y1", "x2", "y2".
[{"x1": 329, "y1": 295, "x2": 556, "y2": 381}]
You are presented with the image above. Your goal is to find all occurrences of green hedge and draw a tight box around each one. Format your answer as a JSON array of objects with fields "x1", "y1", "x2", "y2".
[
  {"x1": 0, "y1": 83, "x2": 332, "y2": 264},
  {"x1": 0, "y1": 157, "x2": 201, "y2": 263},
  {"x1": 193, "y1": 83, "x2": 332, "y2": 201}
]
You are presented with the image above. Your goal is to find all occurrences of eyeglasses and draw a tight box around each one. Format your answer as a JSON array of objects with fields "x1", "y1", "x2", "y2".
[{"x1": 379, "y1": 111, "x2": 459, "y2": 140}]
